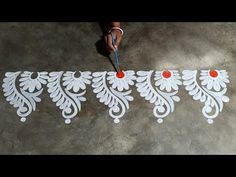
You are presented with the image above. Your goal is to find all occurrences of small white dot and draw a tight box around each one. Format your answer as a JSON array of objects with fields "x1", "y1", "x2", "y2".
[
  {"x1": 114, "y1": 119, "x2": 120, "y2": 124},
  {"x1": 20, "y1": 117, "x2": 26, "y2": 122},
  {"x1": 207, "y1": 119, "x2": 213, "y2": 124},
  {"x1": 157, "y1": 119, "x2": 163, "y2": 124},
  {"x1": 65, "y1": 119, "x2": 71, "y2": 124}
]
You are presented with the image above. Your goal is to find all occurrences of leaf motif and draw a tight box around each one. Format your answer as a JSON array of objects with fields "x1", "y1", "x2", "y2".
[
  {"x1": 136, "y1": 70, "x2": 180, "y2": 122},
  {"x1": 140, "y1": 87, "x2": 151, "y2": 97},
  {"x1": 193, "y1": 90, "x2": 202, "y2": 100},
  {"x1": 47, "y1": 72, "x2": 77, "y2": 122},
  {"x1": 2, "y1": 71, "x2": 45, "y2": 122},
  {"x1": 186, "y1": 83, "x2": 195, "y2": 91},
  {"x1": 47, "y1": 71, "x2": 90, "y2": 123},
  {"x1": 145, "y1": 91, "x2": 153, "y2": 100},
  {"x1": 200, "y1": 94, "x2": 206, "y2": 102},
  {"x1": 182, "y1": 69, "x2": 229, "y2": 123},
  {"x1": 222, "y1": 96, "x2": 229, "y2": 102},
  {"x1": 92, "y1": 71, "x2": 133, "y2": 123},
  {"x1": 150, "y1": 95, "x2": 157, "y2": 103},
  {"x1": 189, "y1": 87, "x2": 199, "y2": 96},
  {"x1": 184, "y1": 79, "x2": 195, "y2": 87},
  {"x1": 172, "y1": 96, "x2": 180, "y2": 102}
]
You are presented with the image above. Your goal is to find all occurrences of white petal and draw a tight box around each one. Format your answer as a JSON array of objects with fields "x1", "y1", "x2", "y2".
[
  {"x1": 107, "y1": 75, "x2": 115, "y2": 81},
  {"x1": 29, "y1": 81, "x2": 35, "y2": 92},
  {"x1": 125, "y1": 71, "x2": 135, "y2": 76},
  {"x1": 221, "y1": 78, "x2": 230, "y2": 83},
  {"x1": 207, "y1": 79, "x2": 213, "y2": 90},
  {"x1": 219, "y1": 79, "x2": 226, "y2": 88},
  {"x1": 19, "y1": 80, "x2": 29, "y2": 87},
  {"x1": 126, "y1": 79, "x2": 134, "y2": 86},
  {"x1": 123, "y1": 80, "x2": 129, "y2": 90},
  {"x1": 213, "y1": 80, "x2": 220, "y2": 91},
  {"x1": 109, "y1": 78, "x2": 115, "y2": 84},
  {"x1": 199, "y1": 76, "x2": 209, "y2": 80},
  {"x1": 112, "y1": 80, "x2": 118, "y2": 89},
  {"x1": 63, "y1": 72, "x2": 74, "y2": 77},
  {"x1": 166, "y1": 81, "x2": 171, "y2": 92},
  {"x1": 160, "y1": 80, "x2": 166, "y2": 90},
  {"x1": 19, "y1": 77, "x2": 30, "y2": 82},
  {"x1": 35, "y1": 80, "x2": 42, "y2": 90},
  {"x1": 171, "y1": 82, "x2": 178, "y2": 90},
  {"x1": 137, "y1": 71, "x2": 150, "y2": 76},
  {"x1": 107, "y1": 72, "x2": 115, "y2": 76},
  {"x1": 67, "y1": 81, "x2": 75, "y2": 90},
  {"x1": 137, "y1": 77, "x2": 146, "y2": 82},
  {"x1": 175, "y1": 79, "x2": 182, "y2": 86},
  {"x1": 82, "y1": 72, "x2": 92, "y2": 79},
  {"x1": 63, "y1": 78, "x2": 74, "y2": 86},
  {"x1": 62, "y1": 76, "x2": 73, "y2": 81},
  {"x1": 23, "y1": 84, "x2": 29, "y2": 91},
  {"x1": 117, "y1": 81, "x2": 124, "y2": 91},
  {"x1": 38, "y1": 77, "x2": 47, "y2": 84},
  {"x1": 73, "y1": 82, "x2": 80, "y2": 92},
  {"x1": 79, "y1": 79, "x2": 86, "y2": 90},
  {"x1": 82, "y1": 78, "x2": 91, "y2": 85},
  {"x1": 201, "y1": 79, "x2": 208, "y2": 86},
  {"x1": 155, "y1": 79, "x2": 163, "y2": 86}
]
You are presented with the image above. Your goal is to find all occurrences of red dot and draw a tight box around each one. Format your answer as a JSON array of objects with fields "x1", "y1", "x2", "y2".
[
  {"x1": 162, "y1": 70, "x2": 172, "y2": 78},
  {"x1": 116, "y1": 71, "x2": 125, "y2": 78},
  {"x1": 209, "y1": 70, "x2": 218, "y2": 78}
]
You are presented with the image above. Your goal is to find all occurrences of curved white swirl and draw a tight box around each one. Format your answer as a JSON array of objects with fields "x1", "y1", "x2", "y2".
[
  {"x1": 92, "y1": 71, "x2": 134, "y2": 123},
  {"x1": 47, "y1": 71, "x2": 91, "y2": 124},
  {"x1": 2, "y1": 71, "x2": 47, "y2": 122},
  {"x1": 182, "y1": 70, "x2": 230, "y2": 124},
  {"x1": 136, "y1": 70, "x2": 181, "y2": 123}
]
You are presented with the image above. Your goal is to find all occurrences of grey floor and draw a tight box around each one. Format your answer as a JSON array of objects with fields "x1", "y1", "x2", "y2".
[{"x1": 0, "y1": 22, "x2": 236, "y2": 154}]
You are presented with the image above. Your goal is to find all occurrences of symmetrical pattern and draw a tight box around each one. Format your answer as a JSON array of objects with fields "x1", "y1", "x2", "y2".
[
  {"x1": 47, "y1": 71, "x2": 92, "y2": 124},
  {"x1": 136, "y1": 70, "x2": 182, "y2": 123},
  {"x1": 92, "y1": 71, "x2": 136, "y2": 123},
  {"x1": 2, "y1": 71, "x2": 48, "y2": 122},
  {"x1": 2, "y1": 70, "x2": 230, "y2": 125},
  {"x1": 182, "y1": 70, "x2": 230, "y2": 124}
]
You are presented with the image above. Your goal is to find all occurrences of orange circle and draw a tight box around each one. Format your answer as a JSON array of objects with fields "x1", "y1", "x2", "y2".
[
  {"x1": 162, "y1": 70, "x2": 172, "y2": 78},
  {"x1": 116, "y1": 71, "x2": 125, "y2": 78},
  {"x1": 209, "y1": 70, "x2": 218, "y2": 78}
]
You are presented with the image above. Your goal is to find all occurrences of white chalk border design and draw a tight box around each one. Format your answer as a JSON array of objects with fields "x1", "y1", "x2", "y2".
[
  {"x1": 92, "y1": 71, "x2": 136, "y2": 123},
  {"x1": 47, "y1": 71, "x2": 92, "y2": 124},
  {"x1": 2, "y1": 70, "x2": 230, "y2": 124},
  {"x1": 182, "y1": 70, "x2": 230, "y2": 124},
  {"x1": 2, "y1": 71, "x2": 48, "y2": 122},
  {"x1": 136, "y1": 70, "x2": 182, "y2": 123}
]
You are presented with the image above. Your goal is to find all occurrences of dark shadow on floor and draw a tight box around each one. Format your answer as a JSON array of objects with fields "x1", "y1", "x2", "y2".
[{"x1": 95, "y1": 22, "x2": 118, "y2": 72}]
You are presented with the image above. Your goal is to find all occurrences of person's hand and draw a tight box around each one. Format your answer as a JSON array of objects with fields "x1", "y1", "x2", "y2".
[{"x1": 105, "y1": 22, "x2": 123, "y2": 52}]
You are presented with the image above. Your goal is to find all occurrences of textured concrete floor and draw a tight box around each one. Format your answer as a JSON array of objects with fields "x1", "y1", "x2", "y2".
[{"x1": 0, "y1": 22, "x2": 236, "y2": 154}]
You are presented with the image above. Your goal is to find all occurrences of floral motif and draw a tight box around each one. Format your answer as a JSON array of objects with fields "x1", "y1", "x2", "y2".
[
  {"x1": 2, "y1": 69, "x2": 230, "y2": 125},
  {"x1": 136, "y1": 70, "x2": 181, "y2": 123},
  {"x1": 154, "y1": 70, "x2": 182, "y2": 92},
  {"x1": 62, "y1": 71, "x2": 92, "y2": 92},
  {"x1": 2, "y1": 71, "x2": 47, "y2": 122},
  {"x1": 19, "y1": 71, "x2": 48, "y2": 92},
  {"x1": 92, "y1": 71, "x2": 135, "y2": 123},
  {"x1": 199, "y1": 70, "x2": 229, "y2": 91},
  {"x1": 182, "y1": 70, "x2": 230, "y2": 124},
  {"x1": 107, "y1": 71, "x2": 136, "y2": 91},
  {"x1": 47, "y1": 71, "x2": 91, "y2": 124}
]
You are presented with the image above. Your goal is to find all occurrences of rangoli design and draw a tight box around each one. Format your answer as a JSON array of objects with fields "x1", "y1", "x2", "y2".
[
  {"x1": 47, "y1": 71, "x2": 92, "y2": 124},
  {"x1": 2, "y1": 70, "x2": 230, "y2": 125},
  {"x1": 2, "y1": 71, "x2": 48, "y2": 122},
  {"x1": 182, "y1": 70, "x2": 230, "y2": 124},
  {"x1": 136, "y1": 70, "x2": 182, "y2": 123},
  {"x1": 92, "y1": 71, "x2": 136, "y2": 123}
]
